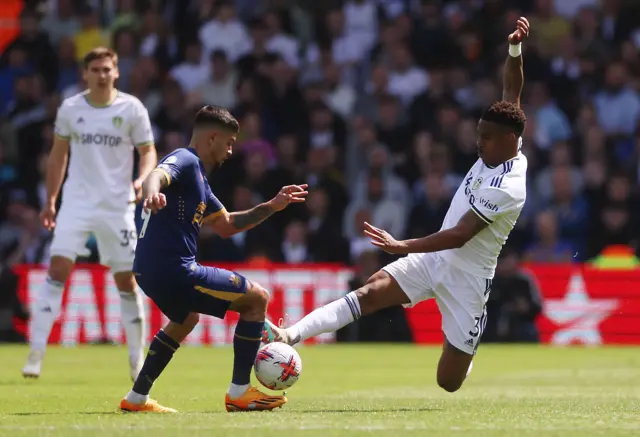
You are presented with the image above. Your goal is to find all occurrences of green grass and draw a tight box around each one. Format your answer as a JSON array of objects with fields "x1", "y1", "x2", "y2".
[{"x1": 0, "y1": 344, "x2": 639, "y2": 436}]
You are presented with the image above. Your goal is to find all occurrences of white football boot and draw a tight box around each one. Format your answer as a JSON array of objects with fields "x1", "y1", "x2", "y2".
[{"x1": 22, "y1": 349, "x2": 45, "y2": 378}]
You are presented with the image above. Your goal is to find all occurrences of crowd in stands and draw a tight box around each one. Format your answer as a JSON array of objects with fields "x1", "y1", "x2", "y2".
[{"x1": 1, "y1": 0, "x2": 639, "y2": 281}]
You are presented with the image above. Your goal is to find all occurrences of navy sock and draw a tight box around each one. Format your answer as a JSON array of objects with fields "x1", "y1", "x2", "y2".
[
  {"x1": 132, "y1": 330, "x2": 180, "y2": 395},
  {"x1": 232, "y1": 320, "x2": 263, "y2": 385}
]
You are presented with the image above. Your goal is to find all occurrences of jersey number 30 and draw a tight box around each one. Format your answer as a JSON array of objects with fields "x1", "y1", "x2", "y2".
[{"x1": 139, "y1": 208, "x2": 151, "y2": 239}]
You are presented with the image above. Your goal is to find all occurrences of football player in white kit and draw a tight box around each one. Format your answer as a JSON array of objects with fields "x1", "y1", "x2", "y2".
[
  {"x1": 22, "y1": 48, "x2": 158, "y2": 381},
  {"x1": 264, "y1": 18, "x2": 531, "y2": 392}
]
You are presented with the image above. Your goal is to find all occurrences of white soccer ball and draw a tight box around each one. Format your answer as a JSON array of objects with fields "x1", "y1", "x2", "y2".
[{"x1": 254, "y1": 342, "x2": 302, "y2": 390}]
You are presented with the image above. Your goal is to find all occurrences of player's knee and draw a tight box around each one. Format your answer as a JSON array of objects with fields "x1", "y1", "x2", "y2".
[
  {"x1": 48, "y1": 256, "x2": 73, "y2": 283},
  {"x1": 244, "y1": 282, "x2": 270, "y2": 311},
  {"x1": 183, "y1": 313, "x2": 200, "y2": 331},
  {"x1": 353, "y1": 271, "x2": 393, "y2": 315},
  {"x1": 437, "y1": 375, "x2": 463, "y2": 393},
  {"x1": 113, "y1": 271, "x2": 136, "y2": 292}
]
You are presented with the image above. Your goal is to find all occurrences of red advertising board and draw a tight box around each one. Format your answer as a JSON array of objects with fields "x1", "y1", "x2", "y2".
[
  {"x1": 12, "y1": 263, "x2": 640, "y2": 346},
  {"x1": 13, "y1": 264, "x2": 353, "y2": 346},
  {"x1": 406, "y1": 264, "x2": 640, "y2": 345}
]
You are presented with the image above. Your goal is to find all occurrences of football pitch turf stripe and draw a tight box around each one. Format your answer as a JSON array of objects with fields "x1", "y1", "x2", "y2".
[{"x1": 0, "y1": 344, "x2": 639, "y2": 437}]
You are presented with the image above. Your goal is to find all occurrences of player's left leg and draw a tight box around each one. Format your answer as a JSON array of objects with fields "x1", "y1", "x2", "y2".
[
  {"x1": 113, "y1": 271, "x2": 145, "y2": 380},
  {"x1": 431, "y1": 261, "x2": 489, "y2": 392},
  {"x1": 436, "y1": 340, "x2": 474, "y2": 392},
  {"x1": 95, "y1": 209, "x2": 145, "y2": 381},
  {"x1": 121, "y1": 281, "x2": 194, "y2": 413}
]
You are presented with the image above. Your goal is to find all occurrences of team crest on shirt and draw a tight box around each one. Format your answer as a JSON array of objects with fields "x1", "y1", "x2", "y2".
[
  {"x1": 472, "y1": 177, "x2": 483, "y2": 190},
  {"x1": 112, "y1": 116, "x2": 123, "y2": 129},
  {"x1": 229, "y1": 274, "x2": 241, "y2": 287}
]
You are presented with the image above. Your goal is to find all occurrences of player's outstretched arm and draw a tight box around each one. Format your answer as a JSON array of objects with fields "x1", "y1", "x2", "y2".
[
  {"x1": 364, "y1": 209, "x2": 488, "y2": 254},
  {"x1": 40, "y1": 135, "x2": 70, "y2": 231},
  {"x1": 503, "y1": 16, "x2": 529, "y2": 106},
  {"x1": 205, "y1": 185, "x2": 308, "y2": 238}
]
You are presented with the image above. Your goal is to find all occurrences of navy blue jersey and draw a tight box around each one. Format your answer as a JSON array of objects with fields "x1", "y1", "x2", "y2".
[{"x1": 133, "y1": 148, "x2": 224, "y2": 274}]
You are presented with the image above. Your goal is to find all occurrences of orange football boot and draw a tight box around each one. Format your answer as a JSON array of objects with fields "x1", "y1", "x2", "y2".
[
  {"x1": 119, "y1": 398, "x2": 177, "y2": 413},
  {"x1": 225, "y1": 387, "x2": 287, "y2": 412}
]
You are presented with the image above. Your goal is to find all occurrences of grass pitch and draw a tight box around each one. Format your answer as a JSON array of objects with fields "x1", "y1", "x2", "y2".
[{"x1": 0, "y1": 344, "x2": 639, "y2": 437}]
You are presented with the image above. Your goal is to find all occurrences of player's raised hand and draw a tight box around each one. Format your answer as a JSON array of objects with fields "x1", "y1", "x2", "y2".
[
  {"x1": 508, "y1": 16, "x2": 530, "y2": 44},
  {"x1": 143, "y1": 193, "x2": 167, "y2": 214},
  {"x1": 269, "y1": 184, "x2": 308, "y2": 212},
  {"x1": 364, "y1": 222, "x2": 408, "y2": 254},
  {"x1": 40, "y1": 204, "x2": 57, "y2": 231}
]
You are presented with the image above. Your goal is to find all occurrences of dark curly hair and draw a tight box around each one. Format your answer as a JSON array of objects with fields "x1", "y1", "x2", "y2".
[{"x1": 481, "y1": 101, "x2": 527, "y2": 136}]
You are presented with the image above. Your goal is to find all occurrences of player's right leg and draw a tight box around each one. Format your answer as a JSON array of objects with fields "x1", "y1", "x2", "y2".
[
  {"x1": 22, "y1": 213, "x2": 89, "y2": 378},
  {"x1": 263, "y1": 256, "x2": 423, "y2": 345},
  {"x1": 182, "y1": 265, "x2": 286, "y2": 411},
  {"x1": 22, "y1": 256, "x2": 74, "y2": 378},
  {"x1": 224, "y1": 279, "x2": 287, "y2": 412}
]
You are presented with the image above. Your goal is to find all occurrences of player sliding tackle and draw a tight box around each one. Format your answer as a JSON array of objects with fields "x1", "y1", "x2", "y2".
[
  {"x1": 265, "y1": 18, "x2": 530, "y2": 393},
  {"x1": 119, "y1": 106, "x2": 307, "y2": 413}
]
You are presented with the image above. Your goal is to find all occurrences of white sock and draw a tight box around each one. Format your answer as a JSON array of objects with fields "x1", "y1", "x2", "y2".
[
  {"x1": 287, "y1": 292, "x2": 361, "y2": 342},
  {"x1": 119, "y1": 290, "x2": 145, "y2": 363},
  {"x1": 30, "y1": 277, "x2": 65, "y2": 351},
  {"x1": 227, "y1": 383, "x2": 250, "y2": 399},
  {"x1": 125, "y1": 390, "x2": 149, "y2": 404}
]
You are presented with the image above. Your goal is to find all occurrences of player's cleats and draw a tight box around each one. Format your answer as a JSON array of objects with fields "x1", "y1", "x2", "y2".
[
  {"x1": 225, "y1": 386, "x2": 287, "y2": 412},
  {"x1": 119, "y1": 398, "x2": 177, "y2": 413},
  {"x1": 262, "y1": 317, "x2": 293, "y2": 345},
  {"x1": 22, "y1": 350, "x2": 45, "y2": 378}
]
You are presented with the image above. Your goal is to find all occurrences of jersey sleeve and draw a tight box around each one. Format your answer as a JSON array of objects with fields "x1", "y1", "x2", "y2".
[
  {"x1": 130, "y1": 100, "x2": 154, "y2": 147},
  {"x1": 155, "y1": 152, "x2": 192, "y2": 185},
  {"x1": 470, "y1": 187, "x2": 523, "y2": 225},
  {"x1": 54, "y1": 102, "x2": 71, "y2": 140},
  {"x1": 205, "y1": 184, "x2": 226, "y2": 218}
]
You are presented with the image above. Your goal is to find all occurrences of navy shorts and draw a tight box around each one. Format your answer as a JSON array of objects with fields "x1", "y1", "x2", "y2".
[{"x1": 136, "y1": 264, "x2": 248, "y2": 324}]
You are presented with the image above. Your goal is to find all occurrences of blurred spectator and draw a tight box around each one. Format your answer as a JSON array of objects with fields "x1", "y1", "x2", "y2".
[
  {"x1": 195, "y1": 50, "x2": 239, "y2": 110},
  {"x1": 592, "y1": 63, "x2": 640, "y2": 137},
  {"x1": 545, "y1": 167, "x2": 590, "y2": 256},
  {"x1": 73, "y1": 7, "x2": 109, "y2": 62},
  {"x1": 484, "y1": 248, "x2": 543, "y2": 343},
  {"x1": 524, "y1": 210, "x2": 575, "y2": 263},
  {"x1": 1, "y1": 9, "x2": 57, "y2": 92},
  {"x1": 40, "y1": 0, "x2": 80, "y2": 46},
  {"x1": 198, "y1": 1, "x2": 251, "y2": 63},
  {"x1": 169, "y1": 40, "x2": 210, "y2": 92},
  {"x1": 56, "y1": 37, "x2": 79, "y2": 95},
  {"x1": 2, "y1": 0, "x2": 640, "y2": 279}
]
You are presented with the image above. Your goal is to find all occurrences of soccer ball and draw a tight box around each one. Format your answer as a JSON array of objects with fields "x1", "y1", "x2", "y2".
[{"x1": 254, "y1": 342, "x2": 302, "y2": 390}]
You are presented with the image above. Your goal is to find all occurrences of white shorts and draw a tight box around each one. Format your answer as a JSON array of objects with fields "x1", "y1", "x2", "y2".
[
  {"x1": 50, "y1": 203, "x2": 137, "y2": 273},
  {"x1": 382, "y1": 252, "x2": 491, "y2": 355}
]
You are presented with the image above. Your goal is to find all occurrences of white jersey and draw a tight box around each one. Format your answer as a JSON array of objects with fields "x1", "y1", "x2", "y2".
[
  {"x1": 54, "y1": 90, "x2": 154, "y2": 211},
  {"x1": 438, "y1": 151, "x2": 527, "y2": 278}
]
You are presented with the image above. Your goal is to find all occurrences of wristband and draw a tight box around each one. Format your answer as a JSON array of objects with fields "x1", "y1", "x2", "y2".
[{"x1": 509, "y1": 43, "x2": 522, "y2": 57}]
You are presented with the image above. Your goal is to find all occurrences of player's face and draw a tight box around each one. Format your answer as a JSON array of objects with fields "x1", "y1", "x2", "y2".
[
  {"x1": 476, "y1": 120, "x2": 515, "y2": 166},
  {"x1": 207, "y1": 130, "x2": 237, "y2": 168},
  {"x1": 83, "y1": 58, "x2": 119, "y2": 91}
]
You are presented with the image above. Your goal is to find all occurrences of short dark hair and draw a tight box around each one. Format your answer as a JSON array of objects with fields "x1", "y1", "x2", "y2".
[
  {"x1": 481, "y1": 101, "x2": 526, "y2": 136},
  {"x1": 194, "y1": 105, "x2": 239, "y2": 133},
  {"x1": 83, "y1": 47, "x2": 118, "y2": 69}
]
